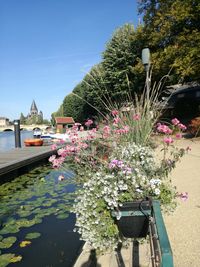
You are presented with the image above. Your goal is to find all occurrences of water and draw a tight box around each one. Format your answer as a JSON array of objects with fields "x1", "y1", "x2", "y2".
[
  {"x1": 0, "y1": 131, "x2": 33, "y2": 152},
  {"x1": 0, "y1": 165, "x2": 83, "y2": 267}
]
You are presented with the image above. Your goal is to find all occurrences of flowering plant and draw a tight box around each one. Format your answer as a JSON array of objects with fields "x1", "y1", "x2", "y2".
[{"x1": 49, "y1": 93, "x2": 189, "y2": 253}]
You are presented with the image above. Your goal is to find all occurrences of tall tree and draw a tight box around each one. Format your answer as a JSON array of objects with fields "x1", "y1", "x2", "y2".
[
  {"x1": 20, "y1": 113, "x2": 26, "y2": 124},
  {"x1": 138, "y1": 0, "x2": 200, "y2": 83},
  {"x1": 102, "y1": 24, "x2": 146, "y2": 101}
]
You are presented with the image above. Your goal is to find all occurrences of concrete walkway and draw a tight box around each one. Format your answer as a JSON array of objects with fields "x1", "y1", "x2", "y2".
[
  {"x1": 73, "y1": 138, "x2": 200, "y2": 267},
  {"x1": 163, "y1": 138, "x2": 200, "y2": 267}
]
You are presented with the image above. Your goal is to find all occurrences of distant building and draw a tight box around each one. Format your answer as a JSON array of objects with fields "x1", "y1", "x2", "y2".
[
  {"x1": 0, "y1": 117, "x2": 10, "y2": 126},
  {"x1": 26, "y1": 100, "x2": 43, "y2": 123},
  {"x1": 27, "y1": 100, "x2": 43, "y2": 119},
  {"x1": 55, "y1": 117, "x2": 75, "y2": 133}
]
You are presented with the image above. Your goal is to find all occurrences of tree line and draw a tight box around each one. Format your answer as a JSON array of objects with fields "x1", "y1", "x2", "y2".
[{"x1": 52, "y1": 0, "x2": 200, "y2": 124}]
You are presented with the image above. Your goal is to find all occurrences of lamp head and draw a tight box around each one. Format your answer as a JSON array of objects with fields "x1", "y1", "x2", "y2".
[{"x1": 142, "y1": 48, "x2": 150, "y2": 66}]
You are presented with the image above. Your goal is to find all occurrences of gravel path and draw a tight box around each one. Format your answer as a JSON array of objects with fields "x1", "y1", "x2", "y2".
[{"x1": 164, "y1": 138, "x2": 200, "y2": 267}]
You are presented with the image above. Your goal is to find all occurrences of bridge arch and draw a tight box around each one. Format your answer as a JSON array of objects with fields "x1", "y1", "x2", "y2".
[{"x1": 3, "y1": 128, "x2": 13, "y2": 132}]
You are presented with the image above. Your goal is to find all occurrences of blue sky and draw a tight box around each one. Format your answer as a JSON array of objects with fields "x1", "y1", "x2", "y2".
[{"x1": 0, "y1": 0, "x2": 139, "y2": 120}]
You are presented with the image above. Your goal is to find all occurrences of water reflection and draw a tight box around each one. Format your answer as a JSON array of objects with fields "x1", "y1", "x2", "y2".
[{"x1": 0, "y1": 131, "x2": 33, "y2": 152}]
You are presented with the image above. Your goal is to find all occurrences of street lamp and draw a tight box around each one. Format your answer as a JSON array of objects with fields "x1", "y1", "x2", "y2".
[{"x1": 142, "y1": 48, "x2": 151, "y2": 103}]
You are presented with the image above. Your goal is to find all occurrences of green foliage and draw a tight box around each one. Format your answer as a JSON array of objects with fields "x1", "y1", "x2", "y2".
[
  {"x1": 20, "y1": 113, "x2": 26, "y2": 124},
  {"x1": 63, "y1": 83, "x2": 85, "y2": 122},
  {"x1": 138, "y1": 0, "x2": 200, "y2": 83},
  {"x1": 102, "y1": 24, "x2": 145, "y2": 100}
]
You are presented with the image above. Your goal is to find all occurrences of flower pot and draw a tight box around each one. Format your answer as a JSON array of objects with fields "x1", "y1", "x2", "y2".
[{"x1": 112, "y1": 200, "x2": 152, "y2": 238}]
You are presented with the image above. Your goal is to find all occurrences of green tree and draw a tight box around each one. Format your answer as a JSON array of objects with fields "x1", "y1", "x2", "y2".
[
  {"x1": 102, "y1": 24, "x2": 146, "y2": 101},
  {"x1": 138, "y1": 0, "x2": 200, "y2": 83},
  {"x1": 20, "y1": 113, "x2": 26, "y2": 124}
]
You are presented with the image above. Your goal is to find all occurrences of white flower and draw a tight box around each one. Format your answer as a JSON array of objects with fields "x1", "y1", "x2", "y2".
[{"x1": 155, "y1": 188, "x2": 161, "y2": 195}]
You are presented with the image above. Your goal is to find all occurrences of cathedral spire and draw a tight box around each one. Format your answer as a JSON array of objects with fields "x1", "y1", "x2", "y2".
[{"x1": 30, "y1": 100, "x2": 38, "y2": 115}]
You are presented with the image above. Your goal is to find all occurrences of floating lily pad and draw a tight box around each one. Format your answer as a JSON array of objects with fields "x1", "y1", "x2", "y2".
[
  {"x1": 0, "y1": 236, "x2": 17, "y2": 249},
  {"x1": 0, "y1": 253, "x2": 15, "y2": 267},
  {"x1": 20, "y1": 240, "x2": 31, "y2": 248},
  {"x1": 0, "y1": 236, "x2": 3, "y2": 241},
  {"x1": 16, "y1": 218, "x2": 42, "y2": 228},
  {"x1": 10, "y1": 255, "x2": 22, "y2": 263},
  {"x1": 56, "y1": 213, "x2": 69, "y2": 219},
  {"x1": 25, "y1": 232, "x2": 41, "y2": 240},
  {"x1": 0, "y1": 224, "x2": 20, "y2": 235}
]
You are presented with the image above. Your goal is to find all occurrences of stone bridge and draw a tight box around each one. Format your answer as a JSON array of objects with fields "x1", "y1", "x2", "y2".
[{"x1": 0, "y1": 124, "x2": 51, "y2": 132}]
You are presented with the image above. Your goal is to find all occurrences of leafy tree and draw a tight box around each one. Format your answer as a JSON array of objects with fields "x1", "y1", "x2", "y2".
[
  {"x1": 20, "y1": 113, "x2": 26, "y2": 124},
  {"x1": 102, "y1": 24, "x2": 146, "y2": 101},
  {"x1": 138, "y1": 0, "x2": 200, "y2": 83}
]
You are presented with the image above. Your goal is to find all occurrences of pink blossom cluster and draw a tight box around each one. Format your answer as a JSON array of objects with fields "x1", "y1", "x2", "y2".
[
  {"x1": 113, "y1": 116, "x2": 121, "y2": 126},
  {"x1": 85, "y1": 119, "x2": 93, "y2": 127},
  {"x1": 49, "y1": 155, "x2": 65, "y2": 168},
  {"x1": 133, "y1": 114, "x2": 140, "y2": 121},
  {"x1": 111, "y1": 110, "x2": 119, "y2": 116},
  {"x1": 157, "y1": 123, "x2": 173, "y2": 134},
  {"x1": 171, "y1": 118, "x2": 187, "y2": 130}
]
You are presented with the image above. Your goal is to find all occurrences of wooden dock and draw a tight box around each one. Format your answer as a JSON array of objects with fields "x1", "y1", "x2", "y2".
[{"x1": 0, "y1": 145, "x2": 58, "y2": 176}]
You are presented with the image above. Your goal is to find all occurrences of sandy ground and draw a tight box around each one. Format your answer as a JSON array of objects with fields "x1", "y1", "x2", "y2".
[
  {"x1": 74, "y1": 137, "x2": 200, "y2": 267},
  {"x1": 163, "y1": 138, "x2": 200, "y2": 267}
]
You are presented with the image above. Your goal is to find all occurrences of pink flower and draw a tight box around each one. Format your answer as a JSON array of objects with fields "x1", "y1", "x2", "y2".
[
  {"x1": 80, "y1": 126, "x2": 84, "y2": 131},
  {"x1": 111, "y1": 110, "x2": 119, "y2": 116},
  {"x1": 178, "y1": 123, "x2": 187, "y2": 131},
  {"x1": 157, "y1": 124, "x2": 173, "y2": 134},
  {"x1": 123, "y1": 125, "x2": 130, "y2": 133},
  {"x1": 85, "y1": 119, "x2": 93, "y2": 127},
  {"x1": 103, "y1": 125, "x2": 110, "y2": 133},
  {"x1": 163, "y1": 137, "x2": 174, "y2": 145},
  {"x1": 49, "y1": 155, "x2": 56, "y2": 162},
  {"x1": 133, "y1": 114, "x2": 140, "y2": 121},
  {"x1": 178, "y1": 192, "x2": 188, "y2": 201},
  {"x1": 175, "y1": 133, "x2": 182, "y2": 139},
  {"x1": 113, "y1": 116, "x2": 121, "y2": 125},
  {"x1": 171, "y1": 118, "x2": 180, "y2": 125},
  {"x1": 51, "y1": 144, "x2": 57, "y2": 150}
]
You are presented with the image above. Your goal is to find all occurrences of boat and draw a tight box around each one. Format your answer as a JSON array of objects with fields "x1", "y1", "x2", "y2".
[
  {"x1": 33, "y1": 129, "x2": 42, "y2": 138},
  {"x1": 24, "y1": 138, "x2": 43, "y2": 147},
  {"x1": 41, "y1": 133, "x2": 70, "y2": 142}
]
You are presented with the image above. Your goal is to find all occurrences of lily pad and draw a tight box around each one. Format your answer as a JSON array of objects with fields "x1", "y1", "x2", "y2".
[
  {"x1": 0, "y1": 236, "x2": 17, "y2": 249},
  {"x1": 0, "y1": 224, "x2": 20, "y2": 235},
  {"x1": 56, "y1": 213, "x2": 69, "y2": 219},
  {"x1": 25, "y1": 232, "x2": 41, "y2": 240},
  {"x1": 0, "y1": 253, "x2": 15, "y2": 267},
  {"x1": 20, "y1": 240, "x2": 31, "y2": 248},
  {"x1": 10, "y1": 255, "x2": 22, "y2": 263}
]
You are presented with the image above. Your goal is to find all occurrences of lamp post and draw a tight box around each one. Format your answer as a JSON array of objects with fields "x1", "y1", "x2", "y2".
[
  {"x1": 142, "y1": 48, "x2": 151, "y2": 103},
  {"x1": 14, "y1": 120, "x2": 21, "y2": 148}
]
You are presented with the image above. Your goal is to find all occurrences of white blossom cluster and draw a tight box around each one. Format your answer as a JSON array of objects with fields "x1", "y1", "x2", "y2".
[{"x1": 72, "y1": 142, "x2": 172, "y2": 252}]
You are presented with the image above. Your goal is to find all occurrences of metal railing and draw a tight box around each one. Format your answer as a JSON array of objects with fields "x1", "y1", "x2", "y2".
[{"x1": 149, "y1": 200, "x2": 174, "y2": 267}]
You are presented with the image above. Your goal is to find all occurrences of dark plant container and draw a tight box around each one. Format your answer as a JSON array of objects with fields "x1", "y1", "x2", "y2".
[{"x1": 112, "y1": 200, "x2": 152, "y2": 238}]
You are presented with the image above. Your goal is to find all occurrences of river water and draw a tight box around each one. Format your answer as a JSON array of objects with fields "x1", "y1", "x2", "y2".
[
  {"x1": 0, "y1": 130, "x2": 33, "y2": 152},
  {"x1": 0, "y1": 131, "x2": 83, "y2": 266}
]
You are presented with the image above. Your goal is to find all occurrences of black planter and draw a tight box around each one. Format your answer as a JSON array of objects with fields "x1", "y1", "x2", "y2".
[{"x1": 112, "y1": 200, "x2": 152, "y2": 238}]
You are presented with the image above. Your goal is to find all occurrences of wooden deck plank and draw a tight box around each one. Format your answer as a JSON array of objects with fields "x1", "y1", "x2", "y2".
[{"x1": 0, "y1": 145, "x2": 58, "y2": 176}]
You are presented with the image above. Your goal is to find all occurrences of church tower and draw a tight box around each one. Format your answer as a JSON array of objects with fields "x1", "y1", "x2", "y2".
[{"x1": 30, "y1": 100, "x2": 38, "y2": 115}]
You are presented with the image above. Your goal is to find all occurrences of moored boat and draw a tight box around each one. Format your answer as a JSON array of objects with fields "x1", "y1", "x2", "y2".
[{"x1": 24, "y1": 138, "x2": 43, "y2": 146}]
